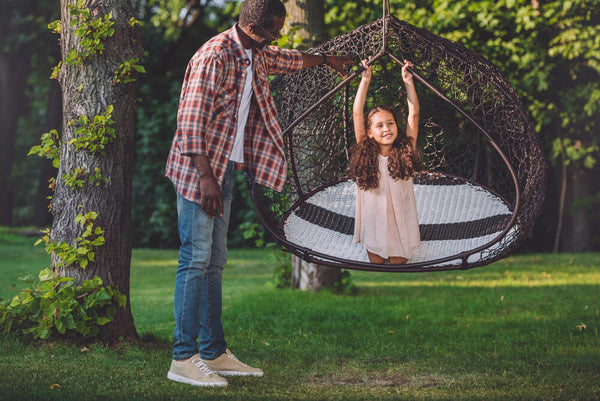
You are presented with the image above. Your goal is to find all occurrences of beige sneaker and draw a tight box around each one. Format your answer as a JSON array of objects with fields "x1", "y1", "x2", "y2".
[
  {"x1": 203, "y1": 349, "x2": 264, "y2": 377},
  {"x1": 167, "y1": 355, "x2": 228, "y2": 387}
]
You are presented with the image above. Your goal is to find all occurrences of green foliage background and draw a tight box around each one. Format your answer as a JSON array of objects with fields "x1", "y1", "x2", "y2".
[{"x1": 5, "y1": 0, "x2": 600, "y2": 250}]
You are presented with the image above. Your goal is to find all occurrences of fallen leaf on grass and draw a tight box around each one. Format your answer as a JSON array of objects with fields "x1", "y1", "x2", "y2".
[{"x1": 49, "y1": 384, "x2": 61, "y2": 390}]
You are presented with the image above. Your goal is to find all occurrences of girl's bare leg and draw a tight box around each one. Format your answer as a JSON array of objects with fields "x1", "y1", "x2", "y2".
[
  {"x1": 389, "y1": 256, "x2": 408, "y2": 265},
  {"x1": 367, "y1": 251, "x2": 408, "y2": 264},
  {"x1": 367, "y1": 251, "x2": 386, "y2": 264}
]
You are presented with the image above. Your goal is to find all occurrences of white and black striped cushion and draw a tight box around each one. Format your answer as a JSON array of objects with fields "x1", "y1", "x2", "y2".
[{"x1": 282, "y1": 174, "x2": 518, "y2": 267}]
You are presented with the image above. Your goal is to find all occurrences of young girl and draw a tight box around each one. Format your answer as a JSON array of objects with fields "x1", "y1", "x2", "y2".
[{"x1": 348, "y1": 60, "x2": 423, "y2": 264}]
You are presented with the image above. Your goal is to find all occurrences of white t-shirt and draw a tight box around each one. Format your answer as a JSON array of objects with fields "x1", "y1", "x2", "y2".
[{"x1": 230, "y1": 49, "x2": 253, "y2": 163}]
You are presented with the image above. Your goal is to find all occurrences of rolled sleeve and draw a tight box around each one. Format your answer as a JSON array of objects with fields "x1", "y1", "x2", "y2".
[{"x1": 262, "y1": 46, "x2": 303, "y2": 75}]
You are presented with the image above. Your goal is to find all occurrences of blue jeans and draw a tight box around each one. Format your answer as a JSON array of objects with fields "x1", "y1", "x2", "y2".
[{"x1": 173, "y1": 161, "x2": 234, "y2": 361}]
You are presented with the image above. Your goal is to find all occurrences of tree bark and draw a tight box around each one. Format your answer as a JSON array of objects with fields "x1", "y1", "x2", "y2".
[
  {"x1": 283, "y1": 0, "x2": 326, "y2": 49},
  {"x1": 291, "y1": 257, "x2": 342, "y2": 291},
  {"x1": 553, "y1": 138, "x2": 567, "y2": 253},
  {"x1": 52, "y1": 0, "x2": 143, "y2": 340}
]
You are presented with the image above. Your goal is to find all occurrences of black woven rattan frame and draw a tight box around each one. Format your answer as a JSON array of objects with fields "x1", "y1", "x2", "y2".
[{"x1": 250, "y1": 16, "x2": 545, "y2": 272}]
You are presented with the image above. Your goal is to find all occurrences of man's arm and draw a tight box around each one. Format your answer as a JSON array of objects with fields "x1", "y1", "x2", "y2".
[
  {"x1": 300, "y1": 53, "x2": 354, "y2": 77},
  {"x1": 179, "y1": 55, "x2": 226, "y2": 217},
  {"x1": 191, "y1": 154, "x2": 223, "y2": 217}
]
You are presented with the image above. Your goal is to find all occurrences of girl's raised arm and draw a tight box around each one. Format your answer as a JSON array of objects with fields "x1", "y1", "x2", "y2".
[
  {"x1": 353, "y1": 60, "x2": 372, "y2": 143},
  {"x1": 402, "y1": 61, "x2": 419, "y2": 147}
]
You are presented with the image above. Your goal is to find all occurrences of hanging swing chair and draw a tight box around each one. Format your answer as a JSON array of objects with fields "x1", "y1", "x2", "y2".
[{"x1": 250, "y1": 12, "x2": 545, "y2": 272}]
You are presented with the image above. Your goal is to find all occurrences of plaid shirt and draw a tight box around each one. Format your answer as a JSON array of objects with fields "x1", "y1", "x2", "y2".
[{"x1": 165, "y1": 25, "x2": 303, "y2": 203}]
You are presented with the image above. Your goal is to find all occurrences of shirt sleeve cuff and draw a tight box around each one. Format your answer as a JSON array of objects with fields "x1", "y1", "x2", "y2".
[{"x1": 179, "y1": 135, "x2": 207, "y2": 156}]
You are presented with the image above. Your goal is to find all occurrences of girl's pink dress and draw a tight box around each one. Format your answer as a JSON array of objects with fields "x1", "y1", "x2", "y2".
[{"x1": 354, "y1": 154, "x2": 421, "y2": 259}]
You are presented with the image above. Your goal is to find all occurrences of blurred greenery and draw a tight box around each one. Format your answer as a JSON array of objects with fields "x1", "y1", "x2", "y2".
[{"x1": 3, "y1": 0, "x2": 599, "y2": 250}]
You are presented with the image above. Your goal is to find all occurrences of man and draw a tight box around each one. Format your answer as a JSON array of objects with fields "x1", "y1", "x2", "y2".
[{"x1": 165, "y1": 0, "x2": 352, "y2": 387}]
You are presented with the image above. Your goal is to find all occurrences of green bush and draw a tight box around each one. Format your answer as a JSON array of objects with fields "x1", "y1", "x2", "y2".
[
  {"x1": 267, "y1": 245, "x2": 292, "y2": 289},
  {"x1": 0, "y1": 268, "x2": 125, "y2": 340}
]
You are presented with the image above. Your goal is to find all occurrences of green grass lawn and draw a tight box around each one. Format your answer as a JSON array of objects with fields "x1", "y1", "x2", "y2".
[{"x1": 1, "y1": 228, "x2": 599, "y2": 400}]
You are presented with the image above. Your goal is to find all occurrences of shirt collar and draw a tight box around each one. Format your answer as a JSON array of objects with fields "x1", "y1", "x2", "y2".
[{"x1": 227, "y1": 24, "x2": 252, "y2": 60}]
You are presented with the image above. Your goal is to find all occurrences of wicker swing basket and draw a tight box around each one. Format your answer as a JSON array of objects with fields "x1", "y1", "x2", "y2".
[{"x1": 250, "y1": 16, "x2": 545, "y2": 272}]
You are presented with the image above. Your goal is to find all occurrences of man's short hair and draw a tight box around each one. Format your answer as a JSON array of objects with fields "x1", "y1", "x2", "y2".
[{"x1": 239, "y1": 0, "x2": 286, "y2": 29}]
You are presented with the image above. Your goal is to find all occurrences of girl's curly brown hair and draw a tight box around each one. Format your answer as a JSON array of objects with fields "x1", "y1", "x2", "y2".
[{"x1": 348, "y1": 106, "x2": 424, "y2": 191}]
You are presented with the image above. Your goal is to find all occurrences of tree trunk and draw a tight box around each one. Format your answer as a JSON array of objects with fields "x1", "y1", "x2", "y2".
[
  {"x1": 553, "y1": 139, "x2": 567, "y2": 253},
  {"x1": 283, "y1": 0, "x2": 326, "y2": 49},
  {"x1": 291, "y1": 257, "x2": 342, "y2": 291},
  {"x1": 52, "y1": 0, "x2": 143, "y2": 340},
  {"x1": 0, "y1": 46, "x2": 32, "y2": 226},
  {"x1": 284, "y1": 0, "x2": 344, "y2": 291},
  {"x1": 559, "y1": 166, "x2": 600, "y2": 252}
]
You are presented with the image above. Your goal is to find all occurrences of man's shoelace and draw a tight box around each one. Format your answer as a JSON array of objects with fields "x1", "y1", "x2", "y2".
[
  {"x1": 191, "y1": 358, "x2": 217, "y2": 375},
  {"x1": 227, "y1": 352, "x2": 249, "y2": 367}
]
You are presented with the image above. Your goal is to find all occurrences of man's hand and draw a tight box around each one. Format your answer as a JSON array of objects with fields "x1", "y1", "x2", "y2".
[
  {"x1": 198, "y1": 175, "x2": 223, "y2": 217},
  {"x1": 327, "y1": 54, "x2": 354, "y2": 78},
  {"x1": 302, "y1": 53, "x2": 355, "y2": 78},
  {"x1": 191, "y1": 154, "x2": 223, "y2": 217}
]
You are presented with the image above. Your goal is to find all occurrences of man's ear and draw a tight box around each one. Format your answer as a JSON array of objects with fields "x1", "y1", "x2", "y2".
[{"x1": 247, "y1": 23, "x2": 258, "y2": 35}]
